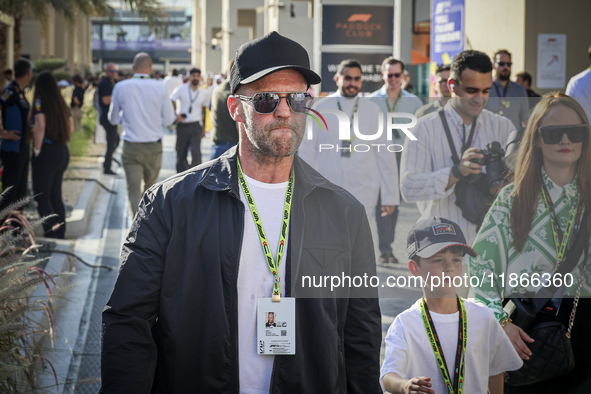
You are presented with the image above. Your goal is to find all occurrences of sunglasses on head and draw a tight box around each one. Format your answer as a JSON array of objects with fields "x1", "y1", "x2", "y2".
[
  {"x1": 539, "y1": 124, "x2": 588, "y2": 144},
  {"x1": 235, "y1": 92, "x2": 312, "y2": 114},
  {"x1": 497, "y1": 62, "x2": 512, "y2": 67},
  {"x1": 387, "y1": 73, "x2": 402, "y2": 79}
]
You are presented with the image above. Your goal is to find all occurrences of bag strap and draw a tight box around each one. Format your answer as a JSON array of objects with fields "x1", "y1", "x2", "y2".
[{"x1": 439, "y1": 109, "x2": 460, "y2": 164}]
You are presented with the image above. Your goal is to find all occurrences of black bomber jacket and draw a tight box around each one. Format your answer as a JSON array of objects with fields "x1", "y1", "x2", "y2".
[{"x1": 101, "y1": 147, "x2": 382, "y2": 393}]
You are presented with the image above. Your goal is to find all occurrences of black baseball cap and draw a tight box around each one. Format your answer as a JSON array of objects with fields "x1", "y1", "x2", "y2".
[
  {"x1": 406, "y1": 217, "x2": 477, "y2": 260},
  {"x1": 229, "y1": 31, "x2": 321, "y2": 94}
]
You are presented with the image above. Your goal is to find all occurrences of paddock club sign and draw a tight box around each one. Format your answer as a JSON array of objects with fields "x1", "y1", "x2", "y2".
[{"x1": 322, "y1": 5, "x2": 394, "y2": 46}]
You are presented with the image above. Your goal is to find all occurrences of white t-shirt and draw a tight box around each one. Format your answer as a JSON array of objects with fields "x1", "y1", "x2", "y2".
[
  {"x1": 237, "y1": 173, "x2": 289, "y2": 394},
  {"x1": 170, "y1": 84, "x2": 208, "y2": 123},
  {"x1": 380, "y1": 298, "x2": 522, "y2": 393}
]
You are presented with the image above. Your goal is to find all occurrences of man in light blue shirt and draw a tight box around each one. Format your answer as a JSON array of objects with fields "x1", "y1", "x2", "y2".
[
  {"x1": 485, "y1": 49, "x2": 528, "y2": 129},
  {"x1": 109, "y1": 52, "x2": 176, "y2": 215},
  {"x1": 369, "y1": 57, "x2": 423, "y2": 265}
]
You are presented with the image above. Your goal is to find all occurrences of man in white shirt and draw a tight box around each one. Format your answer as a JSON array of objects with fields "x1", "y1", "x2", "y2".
[
  {"x1": 566, "y1": 45, "x2": 591, "y2": 122},
  {"x1": 299, "y1": 59, "x2": 399, "y2": 259},
  {"x1": 400, "y1": 50, "x2": 515, "y2": 246},
  {"x1": 108, "y1": 52, "x2": 176, "y2": 215},
  {"x1": 170, "y1": 68, "x2": 208, "y2": 172},
  {"x1": 369, "y1": 57, "x2": 423, "y2": 265}
]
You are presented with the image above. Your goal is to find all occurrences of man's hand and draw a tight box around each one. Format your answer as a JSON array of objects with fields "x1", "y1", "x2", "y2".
[
  {"x1": 402, "y1": 376, "x2": 434, "y2": 394},
  {"x1": 446, "y1": 147, "x2": 486, "y2": 189},
  {"x1": 176, "y1": 114, "x2": 185, "y2": 123},
  {"x1": 504, "y1": 322, "x2": 534, "y2": 359},
  {"x1": 1, "y1": 130, "x2": 21, "y2": 141},
  {"x1": 459, "y1": 147, "x2": 484, "y2": 177},
  {"x1": 381, "y1": 205, "x2": 396, "y2": 217}
]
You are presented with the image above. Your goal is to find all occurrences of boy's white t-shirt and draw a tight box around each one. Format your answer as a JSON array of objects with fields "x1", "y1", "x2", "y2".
[
  {"x1": 237, "y1": 173, "x2": 289, "y2": 394},
  {"x1": 380, "y1": 298, "x2": 523, "y2": 393}
]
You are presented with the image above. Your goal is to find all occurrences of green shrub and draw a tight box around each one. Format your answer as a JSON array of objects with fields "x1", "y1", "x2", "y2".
[{"x1": 33, "y1": 59, "x2": 66, "y2": 72}]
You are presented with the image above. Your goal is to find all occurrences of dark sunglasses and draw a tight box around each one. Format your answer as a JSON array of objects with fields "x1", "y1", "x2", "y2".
[
  {"x1": 539, "y1": 124, "x2": 588, "y2": 144},
  {"x1": 497, "y1": 62, "x2": 512, "y2": 67},
  {"x1": 235, "y1": 92, "x2": 312, "y2": 114},
  {"x1": 387, "y1": 73, "x2": 402, "y2": 79}
]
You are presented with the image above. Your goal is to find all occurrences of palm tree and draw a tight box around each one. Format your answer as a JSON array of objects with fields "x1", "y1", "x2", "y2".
[{"x1": 0, "y1": 0, "x2": 166, "y2": 79}]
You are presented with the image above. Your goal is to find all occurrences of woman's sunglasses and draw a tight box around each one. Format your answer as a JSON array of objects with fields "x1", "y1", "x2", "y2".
[
  {"x1": 539, "y1": 124, "x2": 588, "y2": 144},
  {"x1": 235, "y1": 92, "x2": 312, "y2": 114}
]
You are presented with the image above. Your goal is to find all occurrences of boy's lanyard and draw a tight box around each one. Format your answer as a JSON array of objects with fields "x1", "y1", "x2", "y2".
[
  {"x1": 540, "y1": 183, "x2": 584, "y2": 268},
  {"x1": 236, "y1": 158, "x2": 293, "y2": 301},
  {"x1": 420, "y1": 297, "x2": 467, "y2": 394}
]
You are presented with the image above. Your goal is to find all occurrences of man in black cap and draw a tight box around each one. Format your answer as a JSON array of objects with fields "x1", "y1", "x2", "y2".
[{"x1": 102, "y1": 31, "x2": 382, "y2": 393}]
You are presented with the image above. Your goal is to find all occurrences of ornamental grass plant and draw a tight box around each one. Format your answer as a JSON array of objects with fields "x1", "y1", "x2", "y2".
[{"x1": 0, "y1": 196, "x2": 73, "y2": 392}]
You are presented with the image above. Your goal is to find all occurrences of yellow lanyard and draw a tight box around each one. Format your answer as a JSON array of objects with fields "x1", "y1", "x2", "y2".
[
  {"x1": 420, "y1": 298, "x2": 467, "y2": 394},
  {"x1": 237, "y1": 158, "x2": 293, "y2": 301},
  {"x1": 540, "y1": 184, "x2": 584, "y2": 267}
]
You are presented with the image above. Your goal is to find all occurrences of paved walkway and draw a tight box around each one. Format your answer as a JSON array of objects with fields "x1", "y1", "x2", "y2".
[{"x1": 52, "y1": 133, "x2": 212, "y2": 393}]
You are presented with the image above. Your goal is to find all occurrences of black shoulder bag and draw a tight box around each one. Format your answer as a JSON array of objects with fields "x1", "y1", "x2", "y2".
[
  {"x1": 439, "y1": 110, "x2": 494, "y2": 226},
  {"x1": 505, "y1": 212, "x2": 590, "y2": 386}
]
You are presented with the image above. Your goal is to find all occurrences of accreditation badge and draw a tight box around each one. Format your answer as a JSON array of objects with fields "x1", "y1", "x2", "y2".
[{"x1": 257, "y1": 297, "x2": 296, "y2": 355}]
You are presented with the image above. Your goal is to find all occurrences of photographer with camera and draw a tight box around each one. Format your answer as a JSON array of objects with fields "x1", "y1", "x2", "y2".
[{"x1": 400, "y1": 50, "x2": 515, "y2": 294}]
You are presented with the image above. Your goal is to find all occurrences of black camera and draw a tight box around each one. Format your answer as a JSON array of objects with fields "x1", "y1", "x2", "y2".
[{"x1": 471, "y1": 141, "x2": 506, "y2": 189}]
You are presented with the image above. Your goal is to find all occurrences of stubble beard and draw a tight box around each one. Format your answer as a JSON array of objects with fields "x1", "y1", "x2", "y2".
[
  {"x1": 243, "y1": 112, "x2": 306, "y2": 163},
  {"x1": 497, "y1": 71, "x2": 511, "y2": 81}
]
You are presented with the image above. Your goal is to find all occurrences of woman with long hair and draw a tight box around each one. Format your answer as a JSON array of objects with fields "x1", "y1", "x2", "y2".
[
  {"x1": 32, "y1": 71, "x2": 73, "y2": 238},
  {"x1": 469, "y1": 93, "x2": 591, "y2": 393}
]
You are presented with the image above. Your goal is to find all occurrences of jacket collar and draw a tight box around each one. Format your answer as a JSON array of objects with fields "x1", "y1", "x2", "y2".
[{"x1": 199, "y1": 145, "x2": 341, "y2": 197}]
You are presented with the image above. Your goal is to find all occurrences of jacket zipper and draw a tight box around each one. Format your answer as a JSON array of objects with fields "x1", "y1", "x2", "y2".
[{"x1": 234, "y1": 197, "x2": 245, "y2": 394}]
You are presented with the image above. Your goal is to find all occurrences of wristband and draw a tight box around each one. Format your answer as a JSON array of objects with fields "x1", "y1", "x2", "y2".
[
  {"x1": 33, "y1": 147, "x2": 41, "y2": 156},
  {"x1": 451, "y1": 163, "x2": 466, "y2": 181}
]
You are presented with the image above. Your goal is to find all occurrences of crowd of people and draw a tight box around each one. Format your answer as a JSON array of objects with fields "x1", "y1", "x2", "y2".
[
  {"x1": 1, "y1": 33, "x2": 590, "y2": 393},
  {"x1": 0, "y1": 57, "x2": 236, "y2": 232},
  {"x1": 97, "y1": 33, "x2": 591, "y2": 394}
]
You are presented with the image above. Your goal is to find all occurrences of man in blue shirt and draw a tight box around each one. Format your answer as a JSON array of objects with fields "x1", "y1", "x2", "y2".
[
  {"x1": 485, "y1": 49, "x2": 527, "y2": 129},
  {"x1": 0, "y1": 59, "x2": 33, "y2": 211}
]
